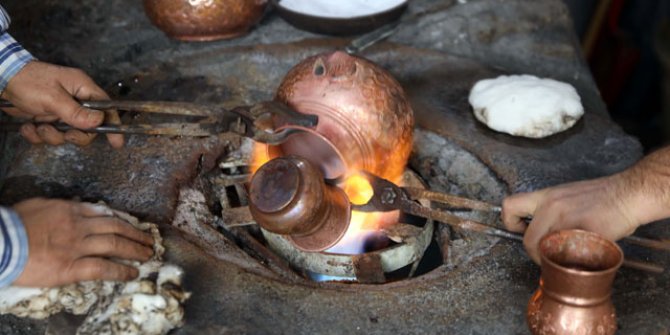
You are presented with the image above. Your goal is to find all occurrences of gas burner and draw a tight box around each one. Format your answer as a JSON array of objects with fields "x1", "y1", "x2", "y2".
[{"x1": 210, "y1": 148, "x2": 442, "y2": 284}]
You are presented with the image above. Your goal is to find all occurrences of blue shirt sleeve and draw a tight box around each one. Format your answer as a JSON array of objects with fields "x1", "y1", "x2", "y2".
[
  {"x1": 0, "y1": 206, "x2": 28, "y2": 287},
  {"x1": 0, "y1": 5, "x2": 34, "y2": 93}
]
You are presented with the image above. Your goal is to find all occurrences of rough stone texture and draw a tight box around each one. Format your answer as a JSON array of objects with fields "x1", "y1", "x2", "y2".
[{"x1": 0, "y1": 0, "x2": 667, "y2": 334}]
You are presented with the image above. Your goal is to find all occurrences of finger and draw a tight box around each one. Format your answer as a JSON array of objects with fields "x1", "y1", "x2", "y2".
[
  {"x1": 64, "y1": 129, "x2": 97, "y2": 146},
  {"x1": 34, "y1": 115, "x2": 59, "y2": 123},
  {"x1": 66, "y1": 257, "x2": 139, "y2": 282},
  {"x1": 46, "y1": 89, "x2": 105, "y2": 129},
  {"x1": 104, "y1": 110, "x2": 124, "y2": 149},
  {"x1": 70, "y1": 78, "x2": 124, "y2": 149},
  {"x1": 19, "y1": 123, "x2": 43, "y2": 144},
  {"x1": 84, "y1": 217, "x2": 154, "y2": 246},
  {"x1": 36, "y1": 124, "x2": 66, "y2": 145},
  {"x1": 501, "y1": 192, "x2": 543, "y2": 233},
  {"x1": 81, "y1": 234, "x2": 154, "y2": 261},
  {"x1": 523, "y1": 216, "x2": 554, "y2": 265}
]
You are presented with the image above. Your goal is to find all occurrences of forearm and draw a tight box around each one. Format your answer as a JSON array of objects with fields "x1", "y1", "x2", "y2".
[
  {"x1": 618, "y1": 146, "x2": 670, "y2": 225},
  {"x1": 0, "y1": 206, "x2": 28, "y2": 287}
]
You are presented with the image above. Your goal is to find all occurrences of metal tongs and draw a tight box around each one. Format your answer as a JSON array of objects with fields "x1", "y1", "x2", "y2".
[
  {"x1": 352, "y1": 171, "x2": 670, "y2": 273},
  {"x1": 0, "y1": 100, "x2": 318, "y2": 145}
]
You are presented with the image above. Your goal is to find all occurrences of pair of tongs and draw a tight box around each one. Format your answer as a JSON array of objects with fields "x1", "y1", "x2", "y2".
[
  {"x1": 352, "y1": 171, "x2": 670, "y2": 273},
  {"x1": 0, "y1": 100, "x2": 318, "y2": 145}
]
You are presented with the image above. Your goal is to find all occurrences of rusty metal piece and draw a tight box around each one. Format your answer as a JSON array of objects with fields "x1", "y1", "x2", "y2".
[
  {"x1": 0, "y1": 100, "x2": 318, "y2": 145},
  {"x1": 143, "y1": 0, "x2": 268, "y2": 41},
  {"x1": 528, "y1": 230, "x2": 622, "y2": 335},
  {"x1": 352, "y1": 253, "x2": 386, "y2": 284},
  {"x1": 270, "y1": 51, "x2": 414, "y2": 179},
  {"x1": 248, "y1": 156, "x2": 351, "y2": 252}
]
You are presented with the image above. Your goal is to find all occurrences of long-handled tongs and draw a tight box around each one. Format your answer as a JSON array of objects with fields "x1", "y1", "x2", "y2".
[
  {"x1": 0, "y1": 100, "x2": 318, "y2": 145},
  {"x1": 352, "y1": 171, "x2": 669, "y2": 274}
]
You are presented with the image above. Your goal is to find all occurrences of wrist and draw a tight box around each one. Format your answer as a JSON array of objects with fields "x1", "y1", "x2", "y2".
[
  {"x1": 0, "y1": 32, "x2": 35, "y2": 96},
  {"x1": 617, "y1": 149, "x2": 670, "y2": 226}
]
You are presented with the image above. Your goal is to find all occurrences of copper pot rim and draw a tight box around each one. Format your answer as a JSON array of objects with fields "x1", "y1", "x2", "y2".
[
  {"x1": 267, "y1": 125, "x2": 349, "y2": 179},
  {"x1": 539, "y1": 229, "x2": 624, "y2": 276}
]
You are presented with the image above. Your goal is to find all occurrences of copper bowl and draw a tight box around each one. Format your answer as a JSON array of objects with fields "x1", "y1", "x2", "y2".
[
  {"x1": 143, "y1": 0, "x2": 268, "y2": 42},
  {"x1": 273, "y1": 0, "x2": 408, "y2": 36}
]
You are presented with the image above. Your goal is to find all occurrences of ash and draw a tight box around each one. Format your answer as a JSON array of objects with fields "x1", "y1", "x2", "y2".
[{"x1": 0, "y1": 205, "x2": 190, "y2": 335}]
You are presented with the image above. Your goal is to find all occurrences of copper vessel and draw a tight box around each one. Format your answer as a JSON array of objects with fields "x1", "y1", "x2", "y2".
[
  {"x1": 527, "y1": 230, "x2": 623, "y2": 335},
  {"x1": 269, "y1": 51, "x2": 414, "y2": 180},
  {"x1": 249, "y1": 156, "x2": 351, "y2": 252},
  {"x1": 143, "y1": 0, "x2": 268, "y2": 42}
]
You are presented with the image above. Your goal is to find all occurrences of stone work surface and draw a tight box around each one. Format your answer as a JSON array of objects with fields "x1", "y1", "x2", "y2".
[{"x1": 0, "y1": 0, "x2": 668, "y2": 334}]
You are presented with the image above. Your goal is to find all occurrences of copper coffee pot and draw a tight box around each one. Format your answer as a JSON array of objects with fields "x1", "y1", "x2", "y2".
[
  {"x1": 248, "y1": 156, "x2": 351, "y2": 252},
  {"x1": 527, "y1": 230, "x2": 623, "y2": 335},
  {"x1": 268, "y1": 51, "x2": 414, "y2": 180},
  {"x1": 143, "y1": 0, "x2": 268, "y2": 42}
]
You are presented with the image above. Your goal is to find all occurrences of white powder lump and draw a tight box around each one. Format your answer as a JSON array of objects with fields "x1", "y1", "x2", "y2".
[
  {"x1": 468, "y1": 74, "x2": 584, "y2": 138},
  {"x1": 279, "y1": 0, "x2": 406, "y2": 18},
  {"x1": 0, "y1": 204, "x2": 190, "y2": 335}
]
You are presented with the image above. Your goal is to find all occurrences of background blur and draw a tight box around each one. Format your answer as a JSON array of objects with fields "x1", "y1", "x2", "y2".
[{"x1": 564, "y1": 0, "x2": 670, "y2": 152}]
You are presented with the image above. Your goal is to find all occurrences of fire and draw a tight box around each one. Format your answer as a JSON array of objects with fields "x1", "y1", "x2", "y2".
[{"x1": 250, "y1": 142, "x2": 404, "y2": 254}]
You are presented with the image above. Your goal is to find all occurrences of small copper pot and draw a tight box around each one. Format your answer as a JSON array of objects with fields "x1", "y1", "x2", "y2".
[
  {"x1": 248, "y1": 156, "x2": 351, "y2": 252},
  {"x1": 527, "y1": 230, "x2": 623, "y2": 335},
  {"x1": 269, "y1": 51, "x2": 414, "y2": 180},
  {"x1": 143, "y1": 0, "x2": 268, "y2": 42}
]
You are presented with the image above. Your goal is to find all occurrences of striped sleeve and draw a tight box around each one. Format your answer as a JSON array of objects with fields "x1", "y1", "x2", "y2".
[
  {"x1": 0, "y1": 6, "x2": 10, "y2": 32},
  {"x1": 0, "y1": 207, "x2": 28, "y2": 287},
  {"x1": 0, "y1": 5, "x2": 34, "y2": 93}
]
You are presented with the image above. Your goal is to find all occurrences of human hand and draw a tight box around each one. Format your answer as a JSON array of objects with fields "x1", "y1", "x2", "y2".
[
  {"x1": 12, "y1": 198, "x2": 154, "y2": 287},
  {"x1": 501, "y1": 175, "x2": 639, "y2": 264},
  {"x1": 0, "y1": 61, "x2": 123, "y2": 148}
]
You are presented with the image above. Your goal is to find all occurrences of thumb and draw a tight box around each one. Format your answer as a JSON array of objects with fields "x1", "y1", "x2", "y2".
[{"x1": 47, "y1": 88, "x2": 104, "y2": 129}]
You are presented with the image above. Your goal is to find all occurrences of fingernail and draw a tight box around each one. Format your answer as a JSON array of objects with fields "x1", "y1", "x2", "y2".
[{"x1": 86, "y1": 110, "x2": 104, "y2": 124}]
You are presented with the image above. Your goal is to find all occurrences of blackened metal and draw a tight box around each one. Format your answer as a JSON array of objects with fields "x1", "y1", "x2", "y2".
[{"x1": 352, "y1": 253, "x2": 386, "y2": 284}]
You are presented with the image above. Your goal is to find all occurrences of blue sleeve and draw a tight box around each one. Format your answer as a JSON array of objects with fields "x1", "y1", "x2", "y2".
[
  {"x1": 0, "y1": 207, "x2": 29, "y2": 287},
  {"x1": 0, "y1": 5, "x2": 35, "y2": 93}
]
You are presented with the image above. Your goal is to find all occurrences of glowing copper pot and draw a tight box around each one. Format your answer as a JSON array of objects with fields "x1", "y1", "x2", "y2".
[
  {"x1": 527, "y1": 230, "x2": 623, "y2": 335},
  {"x1": 269, "y1": 51, "x2": 414, "y2": 180},
  {"x1": 249, "y1": 156, "x2": 351, "y2": 252},
  {"x1": 143, "y1": 0, "x2": 268, "y2": 42}
]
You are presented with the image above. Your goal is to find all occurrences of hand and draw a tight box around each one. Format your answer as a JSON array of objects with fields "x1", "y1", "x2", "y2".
[
  {"x1": 1, "y1": 61, "x2": 123, "y2": 148},
  {"x1": 501, "y1": 175, "x2": 639, "y2": 264},
  {"x1": 12, "y1": 198, "x2": 154, "y2": 287}
]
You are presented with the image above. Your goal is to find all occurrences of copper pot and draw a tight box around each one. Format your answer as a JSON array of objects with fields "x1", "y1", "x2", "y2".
[
  {"x1": 527, "y1": 230, "x2": 623, "y2": 335},
  {"x1": 143, "y1": 0, "x2": 268, "y2": 42},
  {"x1": 249, "y1": 156, "x2": 351, "y2": 252},
  {"x1": 269, "y1": 51, "x2": 414, "y2": 181}
]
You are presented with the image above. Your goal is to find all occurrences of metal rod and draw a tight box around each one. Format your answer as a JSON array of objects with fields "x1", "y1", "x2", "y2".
[
  {"x1": 402, "y1": 202, "x2": 664, "y2": 274},
  {"x1": 0, "y1": 99, "x2": 217, "y2": 117},
  {"x1": 489, "y1": 205, "x2": 670, "y2": 253}
]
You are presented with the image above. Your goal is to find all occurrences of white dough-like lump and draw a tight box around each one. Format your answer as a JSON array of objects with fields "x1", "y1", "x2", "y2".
[
  {"x1": 468, "y1": 74, "x2": 584, "y2": 138},
  {"x1": 280, "y1": 0, "x2": 406, "y2": 18}
]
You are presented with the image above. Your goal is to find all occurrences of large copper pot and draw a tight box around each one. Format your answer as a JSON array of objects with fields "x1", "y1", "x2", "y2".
[
  {"x1": 527, "y1": 230, "x2": 623, "y2": 335},
  {"x1": 143, "y1": 0, "x2": 268, "y2": 42},
  {"x1": 269, "y1": 51, "x2": 414, "y2": 181}
]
